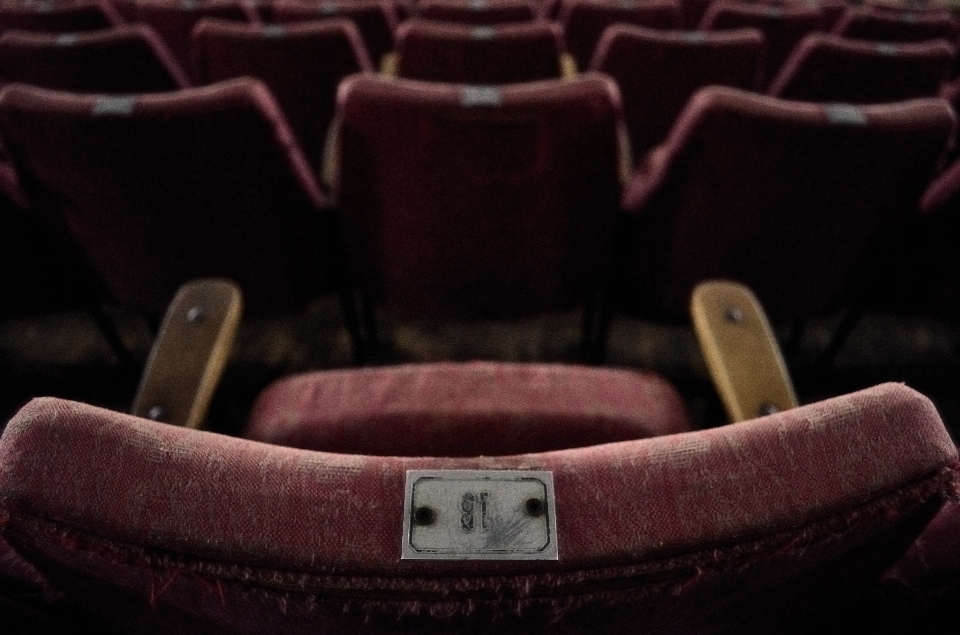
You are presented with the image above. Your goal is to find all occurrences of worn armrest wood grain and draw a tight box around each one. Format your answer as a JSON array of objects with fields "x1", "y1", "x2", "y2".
[
  {"x1": 560, "y1": 53, "x2": 577, "y2": 79},
  {"x1": 690, "y1": 280, "x2": 798, "y2": 422},
  {"x1": 380, "y1": 52, "x2": 398, "y2": 76},
  {"x1": 131, "y1": 278, "x2": 243, "y2": 429}
]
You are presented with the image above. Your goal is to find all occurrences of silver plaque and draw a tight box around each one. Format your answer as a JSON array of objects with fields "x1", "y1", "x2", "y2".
[{"x1": 401, "y1": 470, "x2": 558, "y2": 560}]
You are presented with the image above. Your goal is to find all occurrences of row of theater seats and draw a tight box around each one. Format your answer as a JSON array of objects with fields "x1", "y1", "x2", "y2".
[
  {"x1": 0, "y1": 72, "x2": 956, "y2": 363},
  {"x1": 0, "y1": 275, "x2": 957, "y2": 632},
  {"x1": 2, "y1": 18, "x2": 955, "y2": 162},
  {"x1": 0, "y1": 0, "x2": 959, "y2": 78}
]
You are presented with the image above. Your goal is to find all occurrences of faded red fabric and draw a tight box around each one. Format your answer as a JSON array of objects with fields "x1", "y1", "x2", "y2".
[
  {"x1": 618, "y1": 87, "x2": 954, "y2": 322},
  {"x1": 0, "y1": 78, "x2": 341, "y2": 315},
  {"x1": 769, "y1": 33, "x2": 953, "y2": 103},
  {"x1": 590, "y1": 24, "x2": 764, "y2": 161},
  {"x1": 561, "y1": 0, "x2": 681, "y2": 68},
  {"x1": 136, "y1": 0, "x2": 255, "y2": 80},
  {"x1": 271, "y1": 0, "x2": 398, "y2": 69},
  {"x1": 192, "y1": 18, "x2": 372, "y2": 171},
  {"x1": 833, "y1": 6, "x2": 960, "y2": 43},
  {"x1": 0, "y1": 1, "x2": 116, "y2": 35},
  {"x1": 700, "y1": 2, "x2": 822, "y2": 88},
  {"x1": 416, "y1": 0, "x2": 537, "y2": 24},
  {"x1": 333, "y1": 74, "x2": 626, "y2": 320},
  {"x1": 245, "y1": 361, "x2": 691, "y2": 455},
  {"x1": 395, "y1": 20, "x2": 563, "y2": 83},
  {"x1": 0, "y1": 24, "x2": 190, "y2": 92},
  {"x1": 0, "y1": 383, "x2": 956, "y2": 632}
]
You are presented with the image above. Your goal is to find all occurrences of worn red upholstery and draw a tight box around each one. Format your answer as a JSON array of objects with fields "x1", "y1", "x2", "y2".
[
  {"x1": 769, "y1": 33, "x2": 953, "y2": 102},
  {"x1": 0, "y1": 78, "x2": 344, "y2": 315},
  {"x1": 416, "y1": 0, "x2": 537, "y2": 24},
  {"x1": 395, "y1": 19, "x2": 563, "y2": 83},
  {"x1": 137, "y1": 0, "x2": 254, "y2": 79},
  {"x1": 0, "y1": 0, "x2": 116, "y2": 35},
  {"x1": 0, "y1": 25, "x2": 189, "y2": 92},
  {"x1": 699, "y1": 2, "x2": 822, "y2": 87},
  {"x1": 590, "y1": 24, "x2": 763, "y2": 161},
  {"x1": 271, "y1": 0, "x2": 397, "y2": 69},
  {"x1": 0, "y1": 383, "x2": 957, "y2": 632},
  {"x1": 245, "y1": 362, "x2": 691, "y2": 455},
  {"x1": 333, "y1": 74, "x2": 626, "y2": 321},
  {"x1": 192, "y1": 18, "x2": 371, "y2": 172},
  {"x1": 833, "y1": 6, "x2": 960, "y2": 43},
  {"x1": 616, "y1": 87, "x2": 954, "y2": 323},
  {"x1": 561, "y1": 0, "x2": 681, "y2": 69}
]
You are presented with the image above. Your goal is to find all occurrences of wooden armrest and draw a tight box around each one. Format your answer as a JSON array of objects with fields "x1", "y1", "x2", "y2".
[
  {"x1": 690, "y1": 280, "x2": 797, "y2": 423},
  {"x1": 560, "y1": 53, "x2": 577, "y2": 79},
  {"x1": 380, "y1": 52, "x2": 398, "y2": 76},
  {"x1": 131, "y1": 279, "x2": 243, "y2": 429}
]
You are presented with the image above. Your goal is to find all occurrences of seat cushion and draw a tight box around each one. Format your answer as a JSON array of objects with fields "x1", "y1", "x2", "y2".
[{"x1": 244, "y1": 361, "x2": 691, "y2": 455}]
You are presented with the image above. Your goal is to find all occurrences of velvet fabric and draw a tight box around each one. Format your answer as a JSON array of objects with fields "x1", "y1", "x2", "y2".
[
  {"x1": 333, "y1": 74, "x2": 626, "y2": 320},
  {"x1": 0, "y1": 1, "x2": 116, "y2": 35},
  {"x1": 617, "y1": 87, "x2": 954, "y2": 322},
  {"x1": 590, "y1": 24, "x2": 763, "y2": 161},
  {"x1": 415, "y1": 0, "x2": 537, "y2": 25},
  {"x1": 136, "y1": 0, "x2": 255, "y2": 80},
  {"x1": 833, "y1": 6, "x2": 960, "y2": 43},
  {"x1": 271, "y1": 0, "x2": 398, "y2": 70},
  {"x1": 0, "y1": 78, "x2": 342, "y2": 315},
  {"x1": 0, "y1": 383, "x2": 957, "y2": 632},
  {"x1": 192, "y1": 18, "x2": 372, "y2": 172},
  {"x1": 395, "y1": 20, "x2": 563, "y2": 83},
  {"x1": 561, "y1": 0, "x2": 681, "y2": 68},
  {"x1": 699, "y1": 2, "x2": 822, "y2": 88},
  {"x1": 769, "y1": 33, "x2": 953, "y2": 103},
  {"x1": 0, "y1": 24, "x2": 190, "y2": 93},
  {"x1": 245, "y1": 361, "x2": 691, "y2": 455}
]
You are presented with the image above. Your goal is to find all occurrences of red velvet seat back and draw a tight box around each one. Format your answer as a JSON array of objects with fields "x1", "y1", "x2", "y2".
[
  {"x1": 591, "y1": 24, "x2": 763, "y2": 160},
  {"x1": 0, "y1": 79, "x2": 339, "y2": 314},
  {"x1": 769, "y1": 33, "x2": 953, "y2": 103},
  {"x1": 416, "y1": 0, "x2": 537, "y2": 24},
  {"x1": 561, "y1": 0, "x2": 681, "y2": 69},
  {"x1": 833, "y1": 6, "x2": 960, "y2": 43},
  {"x1": 137, "y1": 0, "x2": 254, "y2": 79},
  {"x1": 192, "y1": 18, "x2": 371, "y2": 172},
  {"x1": 334, "y1": 74, "x2": 626, "y2": 320},
  {"x1": 0, "y1": 383, "x2": 956, "y2": 632},
  {"x1": 270, "y1": 0, "x2": 397, "y2": 69},
  {"x1": 0, "y1": 25, "x2": 189, "y2": 92},
  {"x1": 0, "y1": 0, "x2": 115, "y2": 35},
  {"x1": 619, "y1": 87, "x2": 954, "y2": 322},
  {"x1": 700, "y1": 2, "x2": 822, "y2": 87},
  {"x1": 395, "y1": 19, "x2": 563, "y2": 83}
]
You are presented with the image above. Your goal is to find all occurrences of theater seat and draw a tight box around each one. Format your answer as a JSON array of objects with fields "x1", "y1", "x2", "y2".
[
  {"x1": 608, "y1": 87, "x2": 953, "y2": 337},
  {"x1": 561, "y1": 0, "x2": 681, "y2": 69},
  {"x1": 0, "y1": 79, "x2": 357, "y2": 343},
  {"x1": 590, "y1": 24, "x2": 764, "y2": 161},
  {"x1": 0, "y1": 0, "x2": 117, "y2": 35},
  {"x1": 388, "y1": 20, "x2": 570, "y2": 83},
  {"x1": 270, "y1": 0, "x2": 398, "y2": 70},
  {"x1": 329, "y1": 74, "x2": 629, "y2": 357},
  {"x1": 0, "y1": 24, "x2": 189, "y2": 92},
  {"x1": 415, "y1": 0, "x2": 538, "y2": 25},
  {"x1": 699, "y1": 2, "x2": 822, "y2": 88},
  {"x1": 769, "y1": 33, "x2": 953, "y2": 103},
  {"x1": 0, "y1": 381, "x2": 955, "y2": 632},
  {"x1": 833, "y1": 6, "x2": 960, "y2": 43},
  {"x1": 191, "y1": 18, "x2": 373, "y2": 172}
]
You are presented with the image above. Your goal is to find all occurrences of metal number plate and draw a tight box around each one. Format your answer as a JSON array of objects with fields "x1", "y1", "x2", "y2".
[{"x1": 401, "y1": 470, "x2": 558, "y2": 560}]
